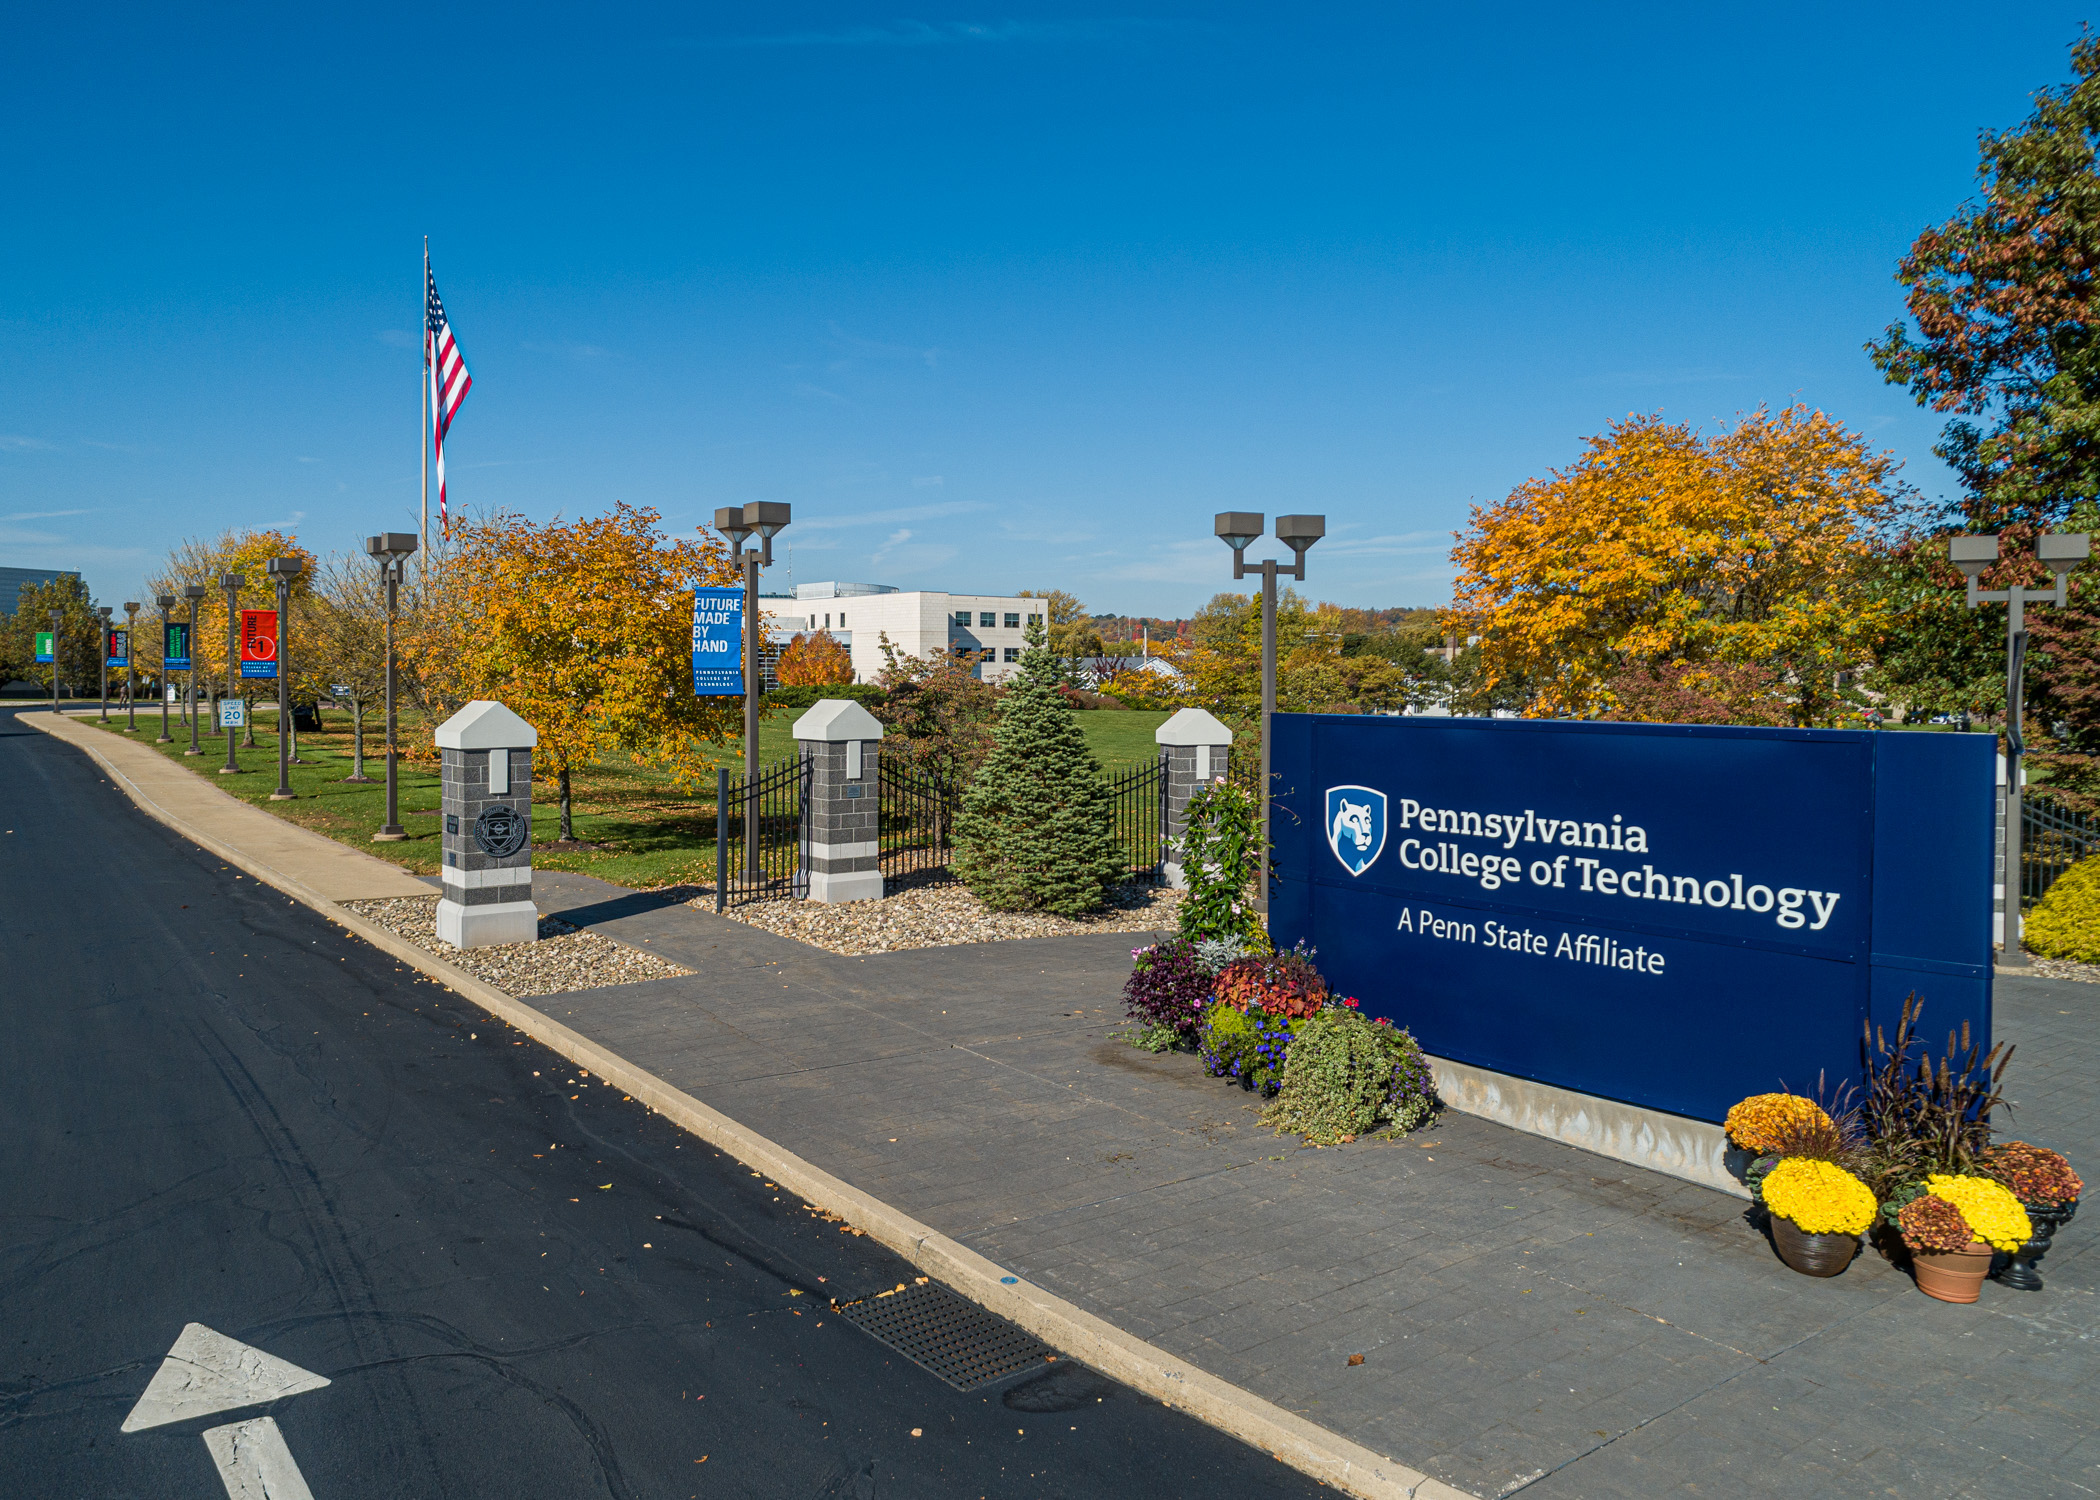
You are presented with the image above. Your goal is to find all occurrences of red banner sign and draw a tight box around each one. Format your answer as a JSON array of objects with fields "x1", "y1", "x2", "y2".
[{"x1": 240, "y1": 609, "x2": 279, "y2": 679}]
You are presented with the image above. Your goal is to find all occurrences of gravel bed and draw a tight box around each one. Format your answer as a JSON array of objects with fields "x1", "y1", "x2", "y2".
[
  {"x1": 340, "y1": 895, "x2": 694, "y2": 996},
  {"x1": 689, "y1": 879, "x2": 1184, "y2": 955},
  {"x1": 2023, "y1": 954, "x2": 2100, "y2": 985}
]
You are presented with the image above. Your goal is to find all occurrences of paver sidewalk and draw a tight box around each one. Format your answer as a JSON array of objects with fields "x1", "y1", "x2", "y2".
[
  {"x1": 530, "y1": 872, "x2": 2099, "y2": 1500},
  {"x1": 40, "y1": 710, "x2": 2100, "y2": 1497}
]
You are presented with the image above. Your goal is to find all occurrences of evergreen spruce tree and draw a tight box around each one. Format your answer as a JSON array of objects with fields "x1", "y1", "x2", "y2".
[{"x1": 952, "y1": 618, "x2": 1124, "y2": 915}]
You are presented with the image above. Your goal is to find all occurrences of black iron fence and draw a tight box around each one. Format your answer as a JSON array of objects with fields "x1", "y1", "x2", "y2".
[
  {"x1": 879, "y1": 756, "x2": 960, "y2": 886},
  {"x1": 1106, "y1": 753, "x2": 1168, "y2": 884},
  {"x1": 715, "y1": 755, "x2": 809, "y2": 910},
  {"x1": 2023, "y1": 793, "x2": 2098, "y2": 908}
]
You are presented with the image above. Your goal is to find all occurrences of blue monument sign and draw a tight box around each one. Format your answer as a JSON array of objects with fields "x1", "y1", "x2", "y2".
[
  {"x1": 1269, "y1": 716, "x2": 1995, "y2": 1125},
  {"x1": 692, "y1": 586, "x2": 744, "y2": 696}
]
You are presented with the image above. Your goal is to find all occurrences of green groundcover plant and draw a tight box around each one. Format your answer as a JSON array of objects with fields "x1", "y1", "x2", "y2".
[
  {"x1": 1262, "y1": 1004, "x2": 1438, "y2": 1144},
  {"x1": 2025, "y1": 853, "x2": 2100, "y2": 964}
]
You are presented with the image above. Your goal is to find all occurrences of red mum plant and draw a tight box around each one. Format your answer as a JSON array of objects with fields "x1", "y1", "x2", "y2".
[
  {"x1": 1982, "y1": 1141, "x2": 2084, "y2": 1206},
  {"x1": 1898, "y1": 1193, "x2": 1975, "y2": 1254}
]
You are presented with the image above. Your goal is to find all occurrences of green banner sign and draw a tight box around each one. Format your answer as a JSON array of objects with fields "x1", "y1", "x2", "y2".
[{"x1": 34, "y1": 631, "x2": 54, "y2": 664}]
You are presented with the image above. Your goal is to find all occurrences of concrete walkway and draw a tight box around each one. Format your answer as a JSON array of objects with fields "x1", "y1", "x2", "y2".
[{"x1": 34, "y1": 709, "x2": 2100, "y2": 1498}]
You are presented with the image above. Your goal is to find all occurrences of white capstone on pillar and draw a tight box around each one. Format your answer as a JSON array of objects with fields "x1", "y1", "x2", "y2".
[
  {"x1": 794, "y1": 699, "x2": 886, "y2": 903},
  {"x1": 434, "y1": 700, "x2": 540, "y2": 948},
  {"x1": 1156, "y1": 706, "x2": 1235, "y2": 889}
]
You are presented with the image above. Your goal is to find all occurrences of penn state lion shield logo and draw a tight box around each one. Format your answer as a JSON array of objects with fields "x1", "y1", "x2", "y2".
[{"x1": 1325, "y1": 785, "x2": 1387, "y2": 877}]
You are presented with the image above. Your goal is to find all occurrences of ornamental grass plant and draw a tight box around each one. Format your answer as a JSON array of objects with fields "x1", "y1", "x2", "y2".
[{"x1": 1858, "y1": 994, "x2": 2013, "y2": 1198}]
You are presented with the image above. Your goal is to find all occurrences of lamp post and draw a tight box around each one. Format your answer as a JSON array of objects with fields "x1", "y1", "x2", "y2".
[
  {"x1": 366, "y1": 532, "x2": 418, "y2": 841},
  {"x1": 48, "y1": 608, "x2": 62, "y2": 713},
  {"x1": 713, "y1": 501, "x2": 791, "y2": 880},
  {"x1": 267, "y1": 557, "x2": 303, "y2": 800},
  {"x1": 96, "y1": 605, "x2": 112, "y2": 721},
  {"x1": 155, "y1": 596, "x2": 176, "y2": 742},
  {"x1": 1215, "y1": 511, "x2": 1325, "y2": 916},
  {"x1": 123, "y1": 601, "x2": 139, "y2": 731},
  {"x1": 1949, "y1": 529, "x2": 2093, "y2": 966},
  {"x1": 219, "y1": 574, "x2": 245, "y2": 772},
  {"x1": 183, "y1": 585, "x2": 206, "y2": 753}
]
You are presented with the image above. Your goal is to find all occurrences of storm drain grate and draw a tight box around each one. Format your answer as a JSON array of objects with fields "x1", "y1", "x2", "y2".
[{"x1": 834, "y1": 1281, "x2": 1056, "y2": 1391}]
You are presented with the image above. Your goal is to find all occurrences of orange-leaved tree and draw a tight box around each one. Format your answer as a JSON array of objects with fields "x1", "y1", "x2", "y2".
[
  {"x1": 409, "y1": 503, "x2": 742, "y2": 840},
  {"x1": 1447, "y1": 406, "x2": 1907, "y2": 725},
  {"x1": 775, "y1": 629, "x2": 853, "y2": 686}
]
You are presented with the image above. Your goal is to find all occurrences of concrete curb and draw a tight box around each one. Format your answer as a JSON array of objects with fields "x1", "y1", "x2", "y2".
[{"x1": 31, "y1": 712, "x2": 1476, "y2": 1500}]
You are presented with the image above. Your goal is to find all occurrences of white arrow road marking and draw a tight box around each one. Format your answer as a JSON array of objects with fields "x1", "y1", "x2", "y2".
[
  {"x1": 201, "y1": 1416, "x2": 316, "y2": 1500},
  {"x1": 122, "y1": 1323, "x2": 330, "y2": 1432}
]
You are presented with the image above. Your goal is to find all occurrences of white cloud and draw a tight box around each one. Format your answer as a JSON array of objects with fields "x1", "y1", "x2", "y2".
[
  {"x1": 0, "y1": 434, "x2": 54, "y2": 452},
  {"x1": 4, "y1": 508, "x2": 91, "y2": 521},
  {"x1": 912, "y1": 475, "x2": 944, "y2": 488}
]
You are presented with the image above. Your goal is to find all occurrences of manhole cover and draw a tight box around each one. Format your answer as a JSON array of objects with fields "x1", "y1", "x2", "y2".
[{"x1": 835, "y1": 1281, "x2": 1056, "y2": 1391}]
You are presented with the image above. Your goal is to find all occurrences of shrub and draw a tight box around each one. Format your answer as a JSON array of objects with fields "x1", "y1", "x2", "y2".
[
  {"x1": 2025, "y1": 853, "x2": 2100, "y2": 963},
  {"x1": 1214, "y1": 942, "x2": 1327, "y2": 1019},
  {"x1": 1262, "y1": 1006, "x2": 1437, "y2": 1144},
  {"x1": 951, "y1": 620, "x2": 1123, "y2": 915},
  {"x1": 1177, "y1": 780, "x2": 1265, "y2": 948},
  {"x1": 1122, "y1": 939, "x2": 1213, "y2": 1042}
]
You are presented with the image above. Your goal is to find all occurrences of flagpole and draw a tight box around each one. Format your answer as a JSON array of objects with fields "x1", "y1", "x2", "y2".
[{"x1": 420, "y1": 236, "x2": 430, "y2": 570}]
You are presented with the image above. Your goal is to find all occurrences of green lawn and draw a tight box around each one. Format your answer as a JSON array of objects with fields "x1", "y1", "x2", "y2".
[{"x1": 78, "y1": 702, "x2": 1177, "y2": 890}]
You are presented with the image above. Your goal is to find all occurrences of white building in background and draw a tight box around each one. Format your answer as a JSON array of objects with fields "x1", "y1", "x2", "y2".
[{"x1": 760, "y1": 582, "x2": 1048, "y2": 685}]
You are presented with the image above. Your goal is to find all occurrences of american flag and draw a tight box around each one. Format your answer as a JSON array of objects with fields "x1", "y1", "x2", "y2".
[{"x1": 426, "y1": 268, "x2": 472, "y2": 532}]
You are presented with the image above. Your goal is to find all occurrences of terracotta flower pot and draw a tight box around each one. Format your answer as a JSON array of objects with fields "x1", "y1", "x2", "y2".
[
  {"x1": 1911, "y1": 1240, "x2": 1995, "y2": 1303},
  {"x1": 1770, "y1": 1215, "x2": 1860, "y2": 1277}
]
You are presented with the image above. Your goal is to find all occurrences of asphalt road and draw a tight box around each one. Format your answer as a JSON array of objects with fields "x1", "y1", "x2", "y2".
[{"x1": 0, "y1": 705, "x2": 1326, "y2": 1500}]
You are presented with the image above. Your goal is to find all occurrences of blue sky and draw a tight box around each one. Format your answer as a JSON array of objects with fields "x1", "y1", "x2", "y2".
[{"x1": 3, "y1": 4, "x2": 2095, "y2": 617}]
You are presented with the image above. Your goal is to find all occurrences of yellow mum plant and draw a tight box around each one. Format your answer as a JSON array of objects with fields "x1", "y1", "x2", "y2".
[
  {"x1": 1724, "y1": 1093, "x2": 1832, "y2": 1154},
  {"x1": 1761, "y1": 1158, "x2": 1877, "y2": 1236},
  {"x1": 1925, "y1": 1174, "x2": 2032, "y2": 1253}
]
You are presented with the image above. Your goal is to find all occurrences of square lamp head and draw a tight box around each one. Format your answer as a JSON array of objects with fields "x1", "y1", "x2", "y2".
[
  {"x1": 97, "y1": 606, "x2": 112, "y2": 619},
  {"x1": 1275, "y1": 514, "x2": 1326, "y2": 556},
  {"x1": 218, "y1": 573, "x2": 246, "y2": 591},
  {"x1": 183, "y1": 585, "x2": 208, "y2": 601},
  {"x1": 1947, "y1": 534, "x2": 1999, "y2": 580},
  {"x1": 365, "y1": 532, "x2": 417, "y2": 560},
  {"x1": 267, "y1": 556, "x2": 304, "y2": 579},
  {"x1": 2039, "y1": 532, "x2": 2091, "y2": 575},
  {"x1": 157, "y1": 595, "x2": 177, "y2": 610},
  {"x1": 746, "y1": 501, "x2": 791, "y2": 539},
  {"x1": 1215, "y1": 512, "x2": 1264, "y2": 554},
  {"x1": 125, "y1": 601, "x2": 139, "y2": 614},
  {"x1": 714, "y1": 506, "x2": 753, "y2": 546}
]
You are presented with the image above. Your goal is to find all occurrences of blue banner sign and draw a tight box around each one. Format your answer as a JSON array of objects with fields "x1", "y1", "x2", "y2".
[
  {"x1": 692, "y1": 586, "x2": 744, "y2": 696},
  {"x1": 1269, "y1": 716, "x2": 1995, "y2": 1125},
  {"x1": 164, "y1": 621, "x2": 191, "y2": 672}
]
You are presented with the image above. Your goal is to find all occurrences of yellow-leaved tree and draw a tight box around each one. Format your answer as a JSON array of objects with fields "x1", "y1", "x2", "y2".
[
  {"x1": 409, "y1": 503, "x2": 742, "y2": 840},
  {"x1": 775, "y1": 629, "x2": 853, "y2": 686},
  {"x1": 1447, "y1": 406, "x2": 1906, "y2": 725},
  {"x1": 149, "y1": 529, "x2": 319, "y2": 741}
]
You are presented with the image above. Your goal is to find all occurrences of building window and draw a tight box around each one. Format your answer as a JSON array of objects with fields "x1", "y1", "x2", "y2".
[
  {"x1": 1004, "y1": 647, "x2": 1021, "y2": 662},
  {"x1": 839, "y1": 613, "x2": 845, "y2": 628},
  {"x1": 954, "y1": 610, "x2": 971, "y2": 626},
  {"x1": 824, "y1": 613, "x2": 831, "y2": 629},
  {"x1": 1004, "y1": 612, "x2": 1020, "y2": 628},
  {"x1": 979, "y1": 611, "x2": 996, "y2": 627}
]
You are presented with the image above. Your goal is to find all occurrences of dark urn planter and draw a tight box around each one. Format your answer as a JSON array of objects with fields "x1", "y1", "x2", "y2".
[
  {"x1": 1770, "y1": 1215, "x2": 1861, "y2": 1277},
  {"x1": 1992, "y1": 1198, "x2": 2079, "y2": 1291}
]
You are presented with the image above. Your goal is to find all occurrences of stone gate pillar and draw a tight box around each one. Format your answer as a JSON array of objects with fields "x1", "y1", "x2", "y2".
[
  {"x1": 1157, "y1": 707, "x2": 1234, "y2": 890},
  {"x1": 435, "y1": 700, "x2": 539, "y2": 948},
  {"x1": 794, "y1": 699, "x2": 885, "y2": 904}
]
